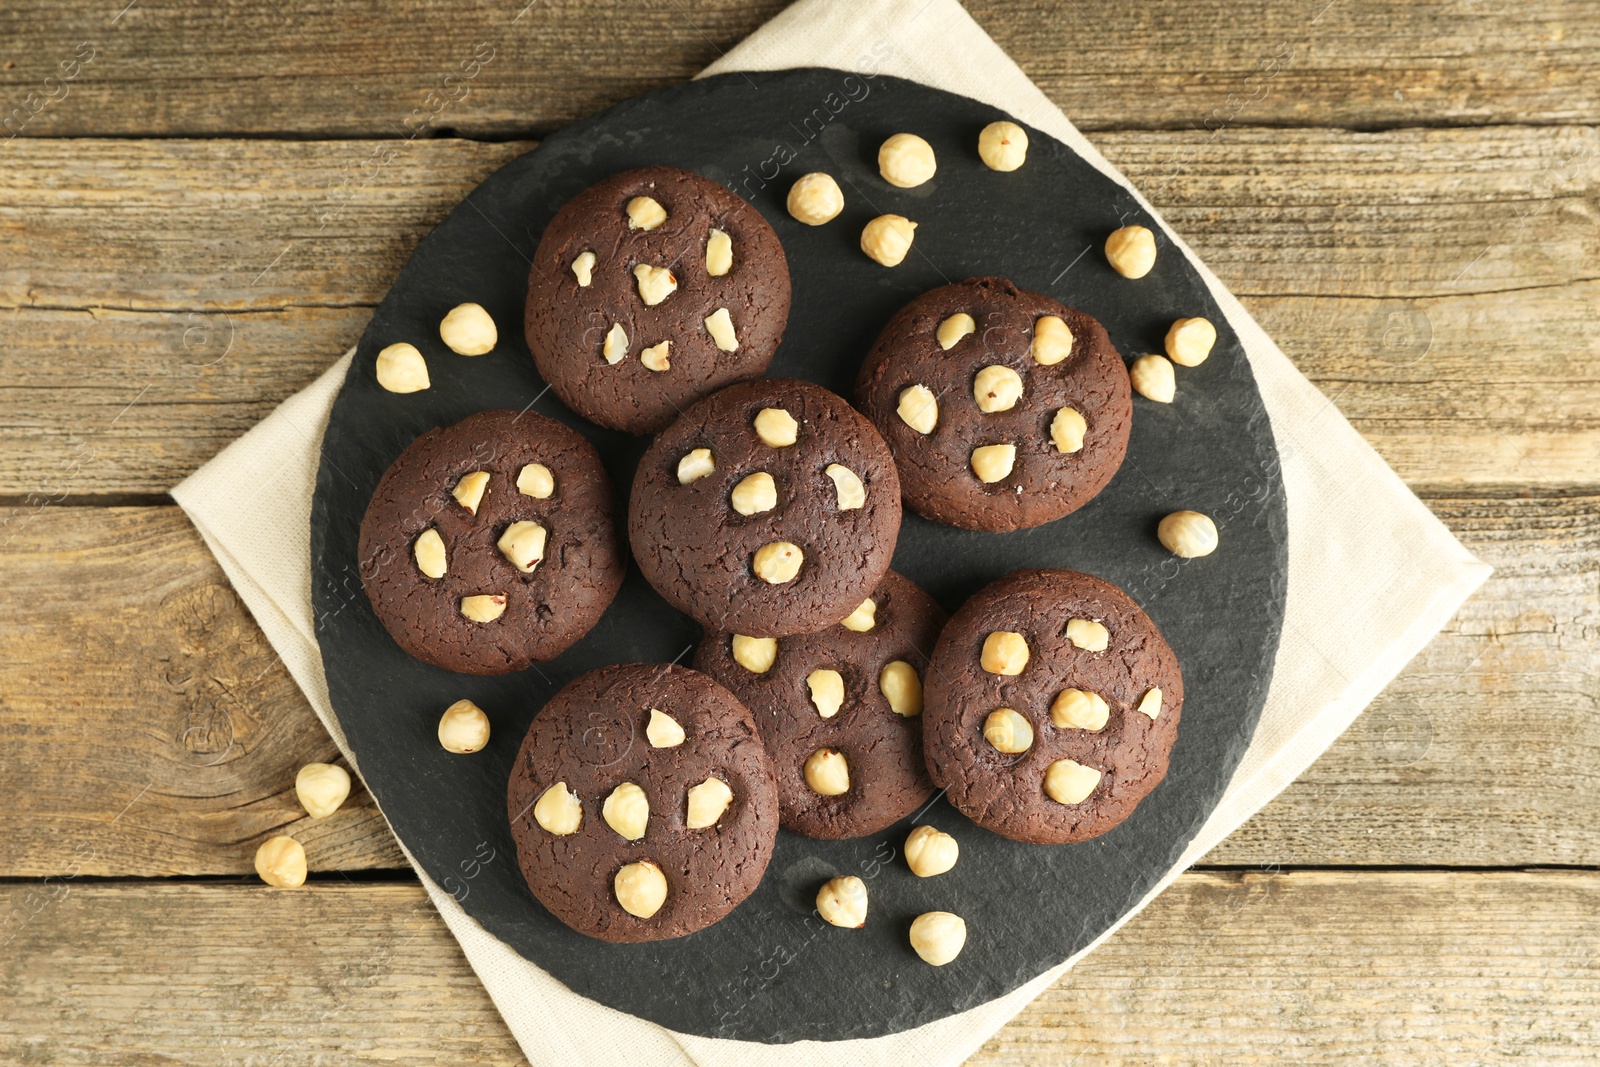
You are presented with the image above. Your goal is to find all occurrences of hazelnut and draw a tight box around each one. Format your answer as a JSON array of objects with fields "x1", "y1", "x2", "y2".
[
  {"x1": 626, "y1": 195, "x2": 667, "y2": 231},
  {"x1": 753, "y1": 406, "x2": 799, "y2": 447},
  {"x1": 602, "y1": 322, "x2": 628, "y2": 364},
  {"x1": 459, "y1": 594, "x2": 506, "y2": 624},
  {"x1": 614, "y1": 860, "x2": 668, "y2": 919},
  {"x1": 904, "y1": 825, "x2": 959, "y2": 877},
  {"x1": 752, "y1": 541, "x2": 803, "y2": 584},
  {"x1": 878, "y1": 660, "x2": 923, "y2": 716},
  {"x1": 804, "y1": 748, "x2": 850, "y2": 796},
  {"x1": 633, "y1": 263, "x2": 677, "y2": 306},
  {"x1": 983, "y1": 707, "x2": 1034, "y2": 754},
  {"x1": 840, "y1": 598, "x2": 877, "y2": 632},
  {"x1": 1138, "y1": 687, "x2": 1164, "y2": 720},
  {"x1": 1066, "y1": 618, "x2": 1109, "y2": 652},
  {"x1": 1044, "y1": 758, "x2": 1102, "y2": 805},
  {"x1": 1050, "y1": 688, "x2": 1109, "y2": 731},
  {"x1": 816, "y1": 875, "x2": 868, "y2": 928},
  {"x1": 860, "y1": 214, "x2": 917, "y2": 267},
  {"x1": 705, "y1": 307, "x2": 739, "y2": 351},
  {"x1": 1166, "y1": 317, "x2": 1217, "y2": 367},
  {"x1": 295, "y1": 763, "x2": 351, "y2": 820},
  {"x1": 1105, "y1": 224, "x2": 1157, "y2": 279},
  {"x1": 1031, "y1": 315, "x2": 1073, "y2": 366},
  {"x1": 438, "y1": 302, "x2": 497, "y2": 356},
  {"x1": 970, "y1": 443, "x2": 1016, "y2": 483},
  {"x1": 825, "y1": 463, "x2": 865, "y2": 510},
  {"x1": 254, "y1": 836, "x2": 307, "y2": 888},
  {"x1": 646, "y1": 708, "x2": 685, "y2": 748},
  {"x1": 937, "y1": 312, "x2": 976, "y2": 350},
  {"x1": 1050, "y1": 407, "x2": 1087, "y2": 454},
  {"x1": 973, "y1": 365, "x2": 1023, "y2": 413},
  {"x1": 640, "y1": 340, "x2": 672, "y2": 372},
  {"x1": 909, "y1": 911, "x2": 966, "y2": 966},
  {"x1": 516, "y1": 462, "x2": 555, "y2": 499},
  {"x1": 571, "y1": 251, "x2": 596, "y2": 287},
  {"x1": 980, "y1": 631, "x2": 1029, "y2": 675},
  {"x1": 978, "y1": 120, "x2": 1029, "y2": 171},
  {"x1": 807, "y1": 668, "x2": 845, "y2": 718},
  {"x1": 730, "y1": 471, "x2": 778, "y2": 516},
  {"x1": 705, "y1": 227, "x2": 733, "y2": 277},
  {"x1": 1131, "y1": 354, "x2": 1176, "y2": 403},
  {"x1": 375, "y1": 342, "x2": 429, "y2": 394},
  {"x1": 1158, "y1": 510, "x2": 1218, "y2": 558},
  {"x1": 786, "y1": 172, "x2": 844, "y2": 226},
  {"x1": 602, "y1": 781, "x2": 650, "y2": 841},
  {"x1": 496, "y1": 520, "x2": 547, "y2": 573},
  {"x1": 878, "y1": 133, "x2": 937, "y2": 188},
  {"x1": 685, "y1": 777, "x2": 733, "y2": 829},
  {"x1": 438, "y1": 698, "x2": 490, "y2": 753},
  {"x1": 896, "y1": 384, "x2": 939, "y2": 434},
  {"x1": 731, "y1": 634, "x2": 777, "y2": 673},
  {"x1": 452, "y1": 470, "x2": 490, "y2": 514},
  {"x1": 676, "y1": 447, "x2": 715, "y2": 485},
  {"x1": 413, "y1": 528, "x2": 447, "y2": 579},
  {"x1": 533, "y1": 781, "x2": 582, "y2": 835}
]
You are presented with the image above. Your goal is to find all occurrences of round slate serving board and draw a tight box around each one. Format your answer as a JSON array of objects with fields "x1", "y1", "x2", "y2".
[{"x1": 310, "y1": 68, "x2": 1288, "y2": 1044}]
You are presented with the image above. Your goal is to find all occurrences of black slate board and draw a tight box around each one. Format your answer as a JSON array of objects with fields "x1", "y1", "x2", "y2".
[{"x1": 310, "y1": 68, "x2": 1288, "y2": 1044}]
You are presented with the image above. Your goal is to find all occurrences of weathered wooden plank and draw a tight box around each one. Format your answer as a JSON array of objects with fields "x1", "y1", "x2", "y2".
[
  {"x1": 1, "y1": 0, "x2": 1597, "y2": 139},
  {"x1": 0, "y1": 495, "x2": 1591, "y2": 878},
  {"x1": 2, "y1": 872, "x2": 1595, "y2": 1065}
]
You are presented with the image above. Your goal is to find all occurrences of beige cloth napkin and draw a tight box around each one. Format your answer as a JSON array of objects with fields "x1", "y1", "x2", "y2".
[{"x1": 172, "y1": 1, "x2": 1491, "y2": 1062}]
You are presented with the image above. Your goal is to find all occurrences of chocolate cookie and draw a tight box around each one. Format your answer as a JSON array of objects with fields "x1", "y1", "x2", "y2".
[
  {"x1": 694, "y1": 571, "x2": 946, "y2": 839},
  {"x1": 629, "y1": 378, "x2": 902, "y2": 637},
  {"x1": 921, "y1": 569, "x2": 1183, "y2": 844},
  {"x1": 506, "y1": 663, "x2": 780, "y2": 943},
  {"x1": 525, "y1": 166, "x2": 792, "y2": 434},
  {"x1": 357, "y1": 409, "x2": 624, "y2": 675},
  {"x1": 855, "y1": 276, "x2": 1132, "y2": 532}
]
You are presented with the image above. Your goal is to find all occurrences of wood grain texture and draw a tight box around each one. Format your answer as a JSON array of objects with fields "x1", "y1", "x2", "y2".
[
  {"x1": 0, "y1": 495, "x2": 1591, "y2": 878},
  {"x1": 3, "y1": 871, "x2": 1596, "y2": 1065}
]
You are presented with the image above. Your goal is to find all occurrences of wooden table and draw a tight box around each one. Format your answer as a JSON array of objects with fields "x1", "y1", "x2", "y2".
[{"x1": 3, "y1": 1, "x2": 1596, "y2": 1062}]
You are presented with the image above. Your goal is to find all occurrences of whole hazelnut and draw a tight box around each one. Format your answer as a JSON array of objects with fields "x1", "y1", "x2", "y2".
[
  {"x1": 878, "y1": 133, "x2": 937, "y2": 188},
  {"x1": 1105, "y1": 225, "x2": 1158, "y2": 279},
  {"x1": 1165, "y1": 316, "x2": 1217, "y2": 367},
  {"x1": 860, "y1": 214, "x2": 917, "y2": 267},
  {"x1": 295, "y1": 762, "x2": 352, "y2": 820},
  {"x1": 816, "y1": 875, "x2": 868, "y2": 928},
  {"x1": 909, "y1": 911, "x2": 967, "y2": 965},
  {"x1": 786, "y1": 172, "x2": 845, "y2": 226},
  {"x1": 438, "y1": 698, "x2": 491, "y2": 753},
  {"x1": 438, "y1": 302, "x2": 497, "y2": 356},
  {"x1": 254, "y1": 836, "x2": 307, "y2": 888},
  {"x1": 1158, "y1": 510, "x2": 1218, "y2": 558},
  {"x1": 904, "y1": 825, "x2": 959, "y2": 877},
  {"x1": 977, "y1": 120, "x2": 1029, "y2": 171},
  {"x1": 375, "y1": 342, "x2": 429, "y2": 394}
]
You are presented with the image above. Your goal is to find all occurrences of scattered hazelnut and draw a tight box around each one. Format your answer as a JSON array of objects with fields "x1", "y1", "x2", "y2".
[
  {"x1": 676, "y1": 448, "x2": 715, "y2": 485},
  {"x1": 825, "y1": 463, "x2": 865, "y2": 510},
  {"x1": 452, "y1": 470, "x2": 490, "y2": 514},
  {"x1": 1105, "y1": 224, "x2": 1158, "y2": 279},
  {"x1": 633, "y1": 263, "x2": 678, "y2": 306},
  {"x1": 705, "y1": 307, "x2": 739, "y2": 351},
  {"x1": 1166, "y1": 317, "x2": 1217, "y2": 367},
  {"x1": 295, "y1": 763, "x2": 351, "y2": 820},
  {"x1": 602, "y1": 322, "x2": 628, "y2": 364},
  {"x1": 1050, "y1": 407, "x2": 1087, "y2": 454},
  {"x1": 753, "y1": 407, "x2": 799, "y2": 447},
  {"x1": 571, "y1": 251, "x2": 596, "y2": 287},
  {"x1": 1138, "y1": 687, "x2": 1164, "y2": 720},
  {"x1": 1050, "y1": 688, "x2": 1109, "y2": 731},
  {"x1": 730, "y1": 471, "x2": 778, "y2": 516},
  {"x1": 1031, "y1": 315, "x2": 1073, "y2": 366},
  {"x1": 1158, "y1": 510, "x2": 1218, "y2": 558},
  {"x1": 685, "y1": 777, "x2": 733, "y2": 829},
  {"x1": 897, "y1": 384, "x2": 939, "y2": 434},
  {"x1": 496, "y1": 520, "x2": 547, "y2": 573},
  {"x1": 904, "y1": 825, "x2": 959, "y2": 877},
  {"x1": 705, "y1": 227, "x2": 733, "y2": 277},
  {"x1": 804, "y1": 748, "x2": 850, "y2": 796},
  {"x1": 254, "y1": 836, "x2": 307, "y2": 888},
  {"x1": 414, "y1": 527, "x2": 447, "y2": 579},
  {"x1": 983, "y1": 708, "x2": 1034, "y2": 754},
  {"x1": 878, "y1": 133, "x2": 937, "y2": 188},
  {"x1": 533, "y1": 781, "x2": 582, "y2": 835},
  {"x1": 1130, "y1": 354, "x2": 1176, "y2": 403},
  {"x1": 646, "y1": 708, "x2": 685, "y2": 748},
  {"x1": 438, "y1": 302, "x2": 497, "y2": 356},
  {"x1": 1044, "y1": 758, "x2": 1102, "y2": 805},
  {"x1": 376, "y1": 342, "x2": 430, "y2": 394},
  {"x1": 1066, "y1": 618, "x2": 1109, "y2": 652},
  {"x1": 860, "y1": 214, "x2": 917, "y2": 266},
  {"x1": 640, "y1": 340, "x2": 671, "y2": 372},
  {"x1": 937, "y1": 312, "x2": 976, "y2": 350},
  {"x1": 909, "y1": 911, "x2": 966, "y2": 966},
  {"x1": 438, "y1": 698, "x2": 491, "y2": 753},
  {"x1": 816, "y1": 875, "x2": 868, "y2": 928},
  {"x1": 752, "y1": 541, "x2": 803, "y2": 584},
  {"x1": 970, "y1": 443, "x2": 1017, "y2": 483},
  {"x1": 614, "y1": 860, "x2": 668, "y2": 919},
  {"x1": 516, "y1": 462, "x2": 555, "y2": 499},
  {"x1": 731, "y1": 634, "x2": 777, "y2": 673},
  {"x1": 977, "y1": 120, "x2": 1029, "y2": 171},
  {"x1": 459, "y1": 594, "x2": 506, "y2": 624},
  {"x1": 840, "y1": 598, "x2": 877, "y2": 632},
  {"x1": 626, "y1": 195, "x2": 667, "y2": 231},
  {"x1": 980, "y1": 631, "x2": 1029, "y2": 675},
  {"x1": 973, "y1": 365, "x2": 1023, "y2": 413},
  {"x1": 807, "y1": 668, "x2": 845, "y2": 718},
  {"x1": 602, "y1": 781, "x2": 650, "y2": 841},
  {"x1": 786, "y1": 172, "x2": 844, "y2": 226},
  {"x1": 878, "y1": 660, "x2": 923, "y2": 716}
]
